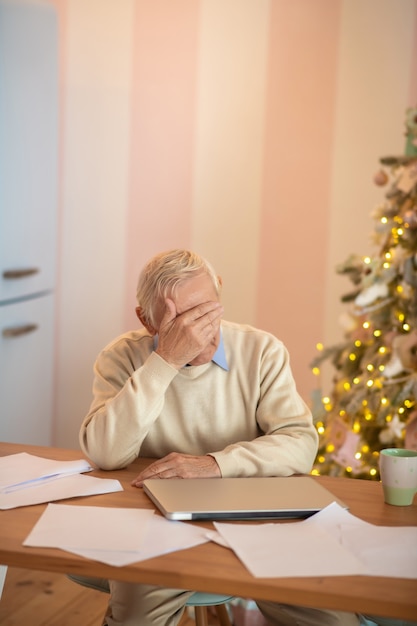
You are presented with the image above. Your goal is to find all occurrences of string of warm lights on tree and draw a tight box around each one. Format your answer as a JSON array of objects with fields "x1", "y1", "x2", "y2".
[{"x1": 310, "y1": 106, "x2": 417, "y2": 480}]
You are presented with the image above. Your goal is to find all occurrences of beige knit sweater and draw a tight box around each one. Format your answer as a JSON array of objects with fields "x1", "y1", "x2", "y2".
[{"x1": 80, "y1": 320, "x2": 318, "y2": 477}]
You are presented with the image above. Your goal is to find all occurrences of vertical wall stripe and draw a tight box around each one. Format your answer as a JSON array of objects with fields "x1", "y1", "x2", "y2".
[
  {"x1": 55, "y1": 0, "x2": 134, "y2": 444},
  {"x1": 256, "y1": 0, "x2": 342, "y2": 400},
  {"x1": 322, "y1": 0, "x2": 417, "y2": 393},
  {"x1": 191, "y1": 0, "x2": 270, "y2": 324},
  {"x1": 124, "y1": 0, "x2": 200, "y2": 329},
  {"x1": 47, "y1": 0, "x2": 66, "y2": 445},
  {"x1": 409, "y1": 2, "x2": 417, "y2": 104}
]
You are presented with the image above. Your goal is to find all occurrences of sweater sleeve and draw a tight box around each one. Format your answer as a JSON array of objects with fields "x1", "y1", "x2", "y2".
[
  {"x1": 209, "y1": 335, "x2": 318, "y2": 478},
  {"x1": 79, "y1": 344, "x2": 178, "y2": 469}
]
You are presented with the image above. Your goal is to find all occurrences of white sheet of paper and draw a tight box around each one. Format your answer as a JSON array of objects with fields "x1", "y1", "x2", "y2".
[
  {"x1": 305, "y1": 502, "x2": 417, "y2": 579},
  {"x1": 214, "y1": 519, "x2": 366, "y2": 578},
  {"x1": 0, "y1": 452, "x2": 93, "y2": 492},
  {"x1": 23, "y1": 504, "x2": 211, "y2": 567},
  {"x1": 66, "y1": 515, "x2": 211, "y2": 566},
  {"x1": 302, "y1": 501, "x2": 371, "y2": 534},
  {"x1": 24, "y1": 503, "x2": 154, "y2": 551},
  {"x1": 0, "y1": 473, "x2": 123, "y2": 509},
  {"x1": 341, "y1": 524, "x2": 417, "y2": 579},
  {"x1": 215, "y1": 503, "x2": 417, "y2": 579}
]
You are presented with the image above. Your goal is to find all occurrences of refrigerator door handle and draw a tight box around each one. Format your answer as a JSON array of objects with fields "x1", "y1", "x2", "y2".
[
  {"x1": 3, "y1": 268, "x2": 40, "y2": 280},
  {"x1": 2, "y1": 323, "x2": 39, "y2": 338}
]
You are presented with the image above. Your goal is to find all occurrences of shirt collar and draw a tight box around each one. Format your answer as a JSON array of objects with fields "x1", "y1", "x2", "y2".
[
  {"x1": 152, "y1": 330, "x2": 229, "y2": 371},
  {"x1": 212, "y1": 332, "x2": 229, "y2": 371}
]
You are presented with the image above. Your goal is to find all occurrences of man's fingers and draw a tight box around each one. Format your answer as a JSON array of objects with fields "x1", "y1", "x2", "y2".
[
  {"x1": 160, "y1": 299, "x2": 222, "y2": 328},
  {"x1": 131, "y1": 453, "x2": 221, "y2": 487},
  {"x1": 196, "y1": 301, "x2": 223, "y2": 319},
  {"x1": 185, "y1": 301, "x2": 223, "y2": 324}
]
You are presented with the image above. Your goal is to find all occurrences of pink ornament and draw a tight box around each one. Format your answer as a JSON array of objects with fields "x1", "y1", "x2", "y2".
[
  {"x1": 331, "y1": 431, "x2": 362, "y2": 472},
  {"x1": 327, "y1": 416, "x2": 348, "y2": 451},
  {"x1": 373, "y1": 169, "x2": 388, "y2": 186}
]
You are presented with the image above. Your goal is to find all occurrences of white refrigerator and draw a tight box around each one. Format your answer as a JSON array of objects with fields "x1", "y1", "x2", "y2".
[{"x1": 0, "y1": 1, "x2": 58, "y2": 444}]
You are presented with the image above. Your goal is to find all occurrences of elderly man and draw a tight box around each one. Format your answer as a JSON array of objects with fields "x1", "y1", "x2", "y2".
[{"x1": 79, "y1": 249, "x2": 359, "y2": 626}]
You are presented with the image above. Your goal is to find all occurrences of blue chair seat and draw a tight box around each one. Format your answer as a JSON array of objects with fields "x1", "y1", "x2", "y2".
[{"x1": 186, "y1": 592, "x2": 234, "y2": 606}]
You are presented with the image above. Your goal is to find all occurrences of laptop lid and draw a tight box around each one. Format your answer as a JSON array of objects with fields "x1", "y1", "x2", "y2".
[{"x1": 143, "y1": 476, "x2": 348, "y2": 521}]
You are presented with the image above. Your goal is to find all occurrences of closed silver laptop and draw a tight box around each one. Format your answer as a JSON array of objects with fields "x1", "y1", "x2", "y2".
[{"x1": 143, "y1": 476, "x2": 348, "y2": 521}]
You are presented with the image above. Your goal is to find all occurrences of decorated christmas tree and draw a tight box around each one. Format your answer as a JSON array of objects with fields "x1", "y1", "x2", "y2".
[{"x1": 311, "y1": 106, "x2": 417, "y2": 480}]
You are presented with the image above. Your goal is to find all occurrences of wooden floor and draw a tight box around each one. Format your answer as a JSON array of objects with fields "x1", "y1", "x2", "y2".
[{"x1": 0, "y1": 567, "x2": 209, "y2": 626}]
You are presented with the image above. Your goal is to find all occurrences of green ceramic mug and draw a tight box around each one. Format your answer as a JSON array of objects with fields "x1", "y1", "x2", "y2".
[{"x1": 379, "y1": 448, "x2": 417, "y2": 506}]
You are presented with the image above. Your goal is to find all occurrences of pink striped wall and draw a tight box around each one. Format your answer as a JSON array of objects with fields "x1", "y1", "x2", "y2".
[
  {"x1": 49, "y1": 0, "x2": 66, "y2": 445},
  {"x1": 124, "y1": 0, "x2": 200, "y2": 327},
  {"x1": 45, "y1": 0, "x2": 417, "y2": 447},
  {"x1": 411, "y1": 7, "x2": 417, "y2": 103},
  {"x1": 256, "y1": 0, "x2": 341, "y2": 393}
]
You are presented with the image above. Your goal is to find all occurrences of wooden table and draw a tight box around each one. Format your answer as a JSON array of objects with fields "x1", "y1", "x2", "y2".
[{"x1": 1, "y1": 442, "x2": 416, "y2": 621}]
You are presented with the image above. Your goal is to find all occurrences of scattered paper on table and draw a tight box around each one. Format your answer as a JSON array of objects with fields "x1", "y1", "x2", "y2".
[
  {"x1": 66, "y1": 515, "x2": 211, "y2": 566},
  {"x1": 24, "y1": 503, "x2": 154, "y2": 551},
  {"x1": 214, "y1": 502, "x2": 417, "y2": 579},
  {"x1": 23, "y1": 504, "x2": 211, "y2": 566},
  {"x1": 0, "y1": 452, "x2": 93, "y2": 492},
  {"x1": 0, "y1": 473, "x2": 123, "y2": 509},
  {"x1": 304, "y1": 502, "x2": 417, "y2": 578},
  {"x1": 0, "y1": 452, "x2": 123, "y2": 509},
  {"x1": 342, "y1": 524, "x2": 417, "y2": 578},
  {"x1": 214, "y1": 519, "x2": 366, "y2": 578}
]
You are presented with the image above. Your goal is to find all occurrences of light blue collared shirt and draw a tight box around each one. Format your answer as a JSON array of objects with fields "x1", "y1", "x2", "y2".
[
  {"x1": 211, "y1": 332, "x2": 229, "y2": 371},
  {"x1": 153, "y1": 331, "x2": 229, "y2": 371}
]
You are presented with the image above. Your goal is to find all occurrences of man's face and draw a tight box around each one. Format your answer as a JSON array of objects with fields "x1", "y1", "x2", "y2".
[{"x1": 156, "y1": 272, "x2": 222, "y2": 366}]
